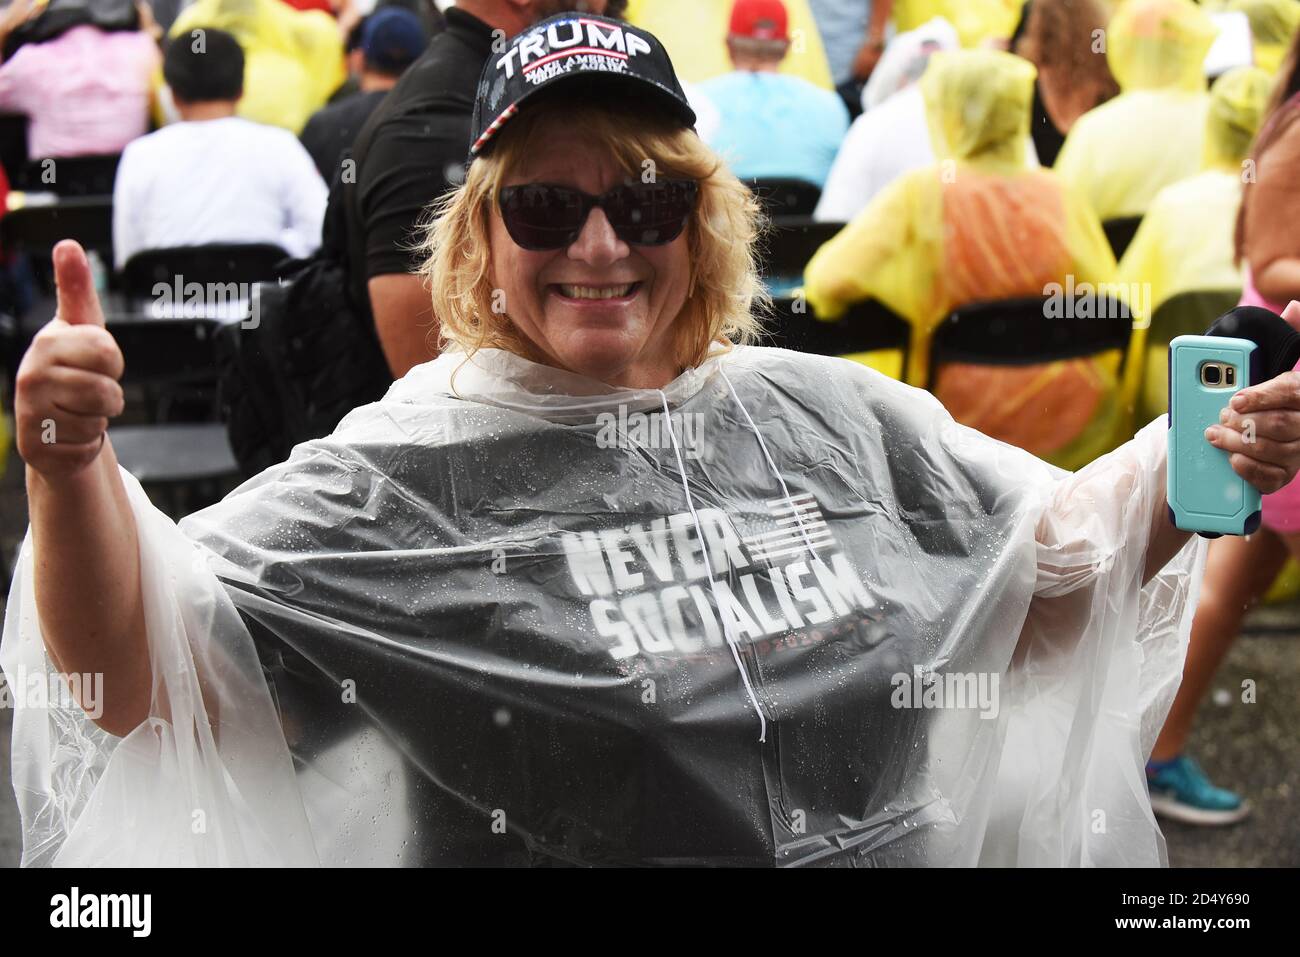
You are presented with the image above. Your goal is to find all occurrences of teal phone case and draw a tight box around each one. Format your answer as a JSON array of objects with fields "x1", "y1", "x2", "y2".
[{"x1": 1167, "y1": 335, "x2": 1262, "y2": 537}]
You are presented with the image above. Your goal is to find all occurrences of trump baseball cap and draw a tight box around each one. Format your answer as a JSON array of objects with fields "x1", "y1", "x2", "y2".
[
  {"x1": 729, "y1": 0, "x2": 790, "y2": 41},
  {"x1": 470, "y1": 13, "x2": 696, "y2": 157}
]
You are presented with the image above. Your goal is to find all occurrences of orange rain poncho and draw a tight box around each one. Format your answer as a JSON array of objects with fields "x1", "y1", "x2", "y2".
[
  {"x1": 167, "y1": 0, "x2": 345, "y2": 133},
  {"x1": 1119, "y1": 65, "x2": 1273, "y2": 422},
  {"x1": 804, "y1": 49, "x2": 1128, "y2": 471},
  {"x1": 1054, "y1": 0, "x2": 1217, "y2": 221}
]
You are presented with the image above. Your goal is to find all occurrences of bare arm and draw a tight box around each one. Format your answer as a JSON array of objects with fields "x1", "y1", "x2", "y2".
[
  {"x1": 368, "y1": 272, "x2": 439, "y2": 378},
  {"x1": 1143, "y1": 459, "x2": 1193, "y2": 586},
  {"x1": 850, "y1": 0, "x2": 892, "y2": 82},
  {"x1": 1245, "y1": 125, "x2": 1300, "y2": 307},
  {"x1": 1253, "y1": 259, "x2": 1300, "y2": 308},
  {"x1": 15, "y1": 241, "x2": 149, "y2": 736}
]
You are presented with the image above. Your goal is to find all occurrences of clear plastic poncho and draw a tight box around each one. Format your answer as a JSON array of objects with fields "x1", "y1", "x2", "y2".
[
  {"x1": 3, "y1": 345, "x2": 1204, "y2": 866},
  {"x1": 805, "y1": 50, "x2": 1127, "y2": 471},
  {"x1": 167, "y1": 0, "x2": 344, "y2": 133},
  {"x1": 1054, "y1": 0, "x2": 1216, "y2": 220},
  {"x1": 1118, "y1": 65, "x2": 1272, "y2": 421}
]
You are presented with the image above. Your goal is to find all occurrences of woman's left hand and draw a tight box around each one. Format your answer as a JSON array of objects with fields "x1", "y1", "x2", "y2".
[{"x1": 1207, "y1": 300, "x2": 1300, "y2": 494}]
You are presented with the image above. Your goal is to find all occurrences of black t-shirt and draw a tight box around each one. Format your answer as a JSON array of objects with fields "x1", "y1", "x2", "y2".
[
  {"x1": 352, "y1": 7, "x2": 496, "y2": 281},
  {"x1": 300, "y1": 89, "x2": 389, "y2": 184}
]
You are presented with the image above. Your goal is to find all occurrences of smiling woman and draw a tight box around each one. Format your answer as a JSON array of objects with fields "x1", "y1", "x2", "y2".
[
  {"x1": 420, "y1": 91, "x2": 767, "y2": 387},
  {"x1": 11, "y1": 11, "x2": 1300, "y2": 869}
]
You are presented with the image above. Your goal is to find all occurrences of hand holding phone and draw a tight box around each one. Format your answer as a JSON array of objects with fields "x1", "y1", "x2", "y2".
[{"x1": 1167, "y1": 334, "x2": 1262, "y2": 537}]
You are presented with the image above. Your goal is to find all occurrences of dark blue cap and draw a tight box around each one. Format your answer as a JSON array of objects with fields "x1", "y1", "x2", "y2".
[{"x1": 362, "y1": 8, "x2": 425, "y2": 74}]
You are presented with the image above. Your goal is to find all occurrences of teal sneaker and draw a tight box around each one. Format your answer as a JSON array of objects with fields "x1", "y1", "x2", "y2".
[{"x1": 1147, "y1": 755, "x2": 1250, "y2": 825}]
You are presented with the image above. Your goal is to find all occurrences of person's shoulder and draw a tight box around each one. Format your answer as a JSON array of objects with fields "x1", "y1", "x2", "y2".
[
  {"x1": 304, "y1": 96, "x2": 349, "y2": 127},
  {"x1": 1157, "y1": 170, "x2": 1231, "y2": 207},
  {"x1": 727, "y1": 345, "x2": 922, "y2": 401},
  {"x1": 120, "y1": 123, "x2": 175, "y2": 160},
  {"x1": 111, "y1": 27, "x2": 161, "y2": 55},
  {"x1": 697, "y1": 72, "x2": 741, "y2": 98},
  {"x1": 1066, "y1": 95, "x2": 1128, "y2": 136},
  {"x1": 380, "y1": 25, "x2": 480, "y2": 110},
  {"x1": 242, "y1": 117, "x2": 310, "y2": 151},
  {"x1": 725, "y1": 346, "x2": 952, "y2": 441}
]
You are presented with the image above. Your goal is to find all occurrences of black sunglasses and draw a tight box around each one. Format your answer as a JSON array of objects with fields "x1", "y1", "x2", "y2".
[{"x1": 497, "y1": 178, "x2": 699, "y2": 251}]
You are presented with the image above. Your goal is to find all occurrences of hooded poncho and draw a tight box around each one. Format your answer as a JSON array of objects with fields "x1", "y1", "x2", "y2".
[
  {"x1": 1054, "y1": 0, "x2": 1216, "y2": 221},
  {"x1": 805, "y1": 50, "x2": 1126, "y2": 472},
  {"x1": 2, "y1": 346, "x2": 1204, "y2": 866},
  {"x1": 1118, "y1": 65, "x2": 1273, "y2": 423}
]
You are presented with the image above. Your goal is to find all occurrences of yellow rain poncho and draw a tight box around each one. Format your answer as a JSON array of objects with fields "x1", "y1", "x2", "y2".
[
  {"x1": 167, "y1": 0, "x2": 345, "y2": 133},
  {"x1": 1054, "y1": 0, "x2": 1217, "y2": 221},
  {"x1": 805, "y1": 50, "x2": 1128, "y2": 471},
  {"x1": 891, "y1": 0, "x2": 1024, "y2": 49},
  {"x1": 625, "y1": 0, "x2": 833, "y2": 89},
  {"x1": 1230, "y1": 0, "x2": 1300, "y2": 73},
  {"x1": 1119, "y1": 66, "x2": 1273, "y2": 422}
]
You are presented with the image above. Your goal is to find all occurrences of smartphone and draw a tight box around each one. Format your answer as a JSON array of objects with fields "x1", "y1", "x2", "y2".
[{"x1": 1167, "y1": 335, "x2": 1262, "y2": 537}]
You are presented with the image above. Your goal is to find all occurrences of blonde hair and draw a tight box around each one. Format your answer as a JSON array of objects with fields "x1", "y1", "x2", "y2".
[{"x1": 417, "y1": 96, "x2": 768, "y2": 370}]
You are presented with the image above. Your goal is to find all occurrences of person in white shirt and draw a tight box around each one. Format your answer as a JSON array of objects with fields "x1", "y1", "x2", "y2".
[
  {"x1": 814, "y1": 18, "x2": 957, "y2": 223},
  {"x1": 112, "y1": 28, "x2": 328, "y2": 270}
]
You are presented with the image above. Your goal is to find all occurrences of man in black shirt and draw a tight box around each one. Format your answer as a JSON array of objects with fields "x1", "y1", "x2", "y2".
[
  {"x1": 299, "y1": 7, "x2": 430, "y2": 183},
  {"x1": 353, "y1": 0, "x2": 627, "y2": 377}
]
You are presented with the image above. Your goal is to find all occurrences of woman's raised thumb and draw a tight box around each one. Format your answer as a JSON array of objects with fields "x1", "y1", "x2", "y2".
[{"x1": 53, "y1": 240, "x2": 107, "y2": 328}]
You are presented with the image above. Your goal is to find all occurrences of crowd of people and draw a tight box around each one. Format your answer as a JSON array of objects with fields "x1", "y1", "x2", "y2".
[{"x1": 1, "y1": 0, "x2": 1299, "y2": 864}]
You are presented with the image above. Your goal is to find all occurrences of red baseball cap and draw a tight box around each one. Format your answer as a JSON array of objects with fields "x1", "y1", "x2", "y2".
[{"x1": 729, "y1": 0, "x2": 790, "y2": 42}]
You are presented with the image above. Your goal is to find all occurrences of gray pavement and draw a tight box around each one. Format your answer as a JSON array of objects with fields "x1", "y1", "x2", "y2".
[{"x1": 0, "y1": 451, "x2": 1294, "y2": 868}]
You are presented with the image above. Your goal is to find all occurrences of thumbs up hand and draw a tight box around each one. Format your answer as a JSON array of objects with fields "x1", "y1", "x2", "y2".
[{"x1": 15, "y1": 241, "x2": 126, "y2": 479}]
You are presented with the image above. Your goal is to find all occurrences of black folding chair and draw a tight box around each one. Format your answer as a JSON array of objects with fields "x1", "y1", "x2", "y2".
[
  {"x1": 1148, "y1": 288, "x2": 1241, "y2": 345},
  {"x1": 747, "y1": 178, "x2": 823, "y2": 218},
  {"x1": 120, "y1": 243, "x2": 290, "y2": 300},
  {"x1": 758, "y1": 218, "x2": 845, "y2": 294},
  {"x1": 928, "y1": 293, "x2": 1133, "y2": 388},
  {"x1": 0, "y1": 195, "x2": 114, "y2": 263},
  {"x1": 21, "y1": 154, "x2": 121, "y2": 197},
  {"x1": 1102, "y1": 216, "x2": 1143, "y2": 261},
  {"x1": 1137, "y1": 288, "x2": 1242, "y2": 422},
  {"x1": 761, "y1": 296, "x2": 910, "y2": 369},
  {"x1": 107, "y1": 315, "x2": 241, "y2": 515}
]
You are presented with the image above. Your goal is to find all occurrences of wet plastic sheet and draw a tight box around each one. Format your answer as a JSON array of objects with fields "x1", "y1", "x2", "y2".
[{"x1": 3, "y1": 346, "x2": 1205, "y2": 865}]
